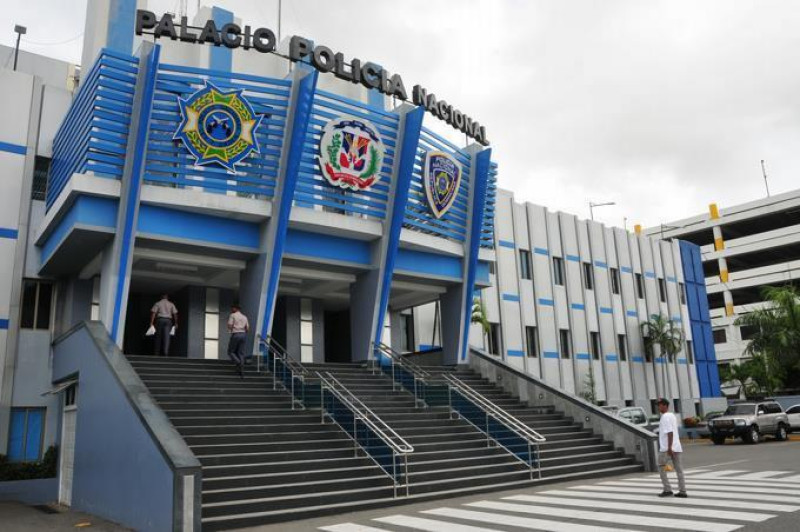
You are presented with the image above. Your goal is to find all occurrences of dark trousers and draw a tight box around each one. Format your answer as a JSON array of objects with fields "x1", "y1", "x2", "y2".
[
  {"x1": 154, "y1": 317, "x2": 172, "y2": 356},
  {"x1": 228, "y1": 333, "x2": 247, "y2": 367}
]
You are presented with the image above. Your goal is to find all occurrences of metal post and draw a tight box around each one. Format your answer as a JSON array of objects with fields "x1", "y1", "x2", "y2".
[
  {"x1": 12, "y1": 25, "x2": 26, "y2": 72},
  {"x1": 392, "y1": 453, "x2": 397, "y2": 499}
]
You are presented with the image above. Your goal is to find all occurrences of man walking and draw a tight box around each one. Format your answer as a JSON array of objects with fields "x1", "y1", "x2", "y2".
[
  {"x1": 150, "y1": 294, "x2": 178, "y2": 356},
  {"x1": 227, "y1": 303, "x2": 250, "y2": 378},
  {"x1": 657, "y1": 398, "x2": 687, "y2": 498}
]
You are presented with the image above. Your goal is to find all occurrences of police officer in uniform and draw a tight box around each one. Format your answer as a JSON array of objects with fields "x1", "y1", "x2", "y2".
[{"x1": 150, "y1": 294, "x2": 178, "y2": 356}]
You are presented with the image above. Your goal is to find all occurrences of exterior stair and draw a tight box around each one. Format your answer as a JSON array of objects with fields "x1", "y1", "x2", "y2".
[{"x1": 128, "y1": 355, "x2": 644, "y2": 530}]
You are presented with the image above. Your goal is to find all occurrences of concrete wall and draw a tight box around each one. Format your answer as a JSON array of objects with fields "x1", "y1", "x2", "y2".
[{"x1": 0, "y1": 478, "x2": 58, "y2": 504}]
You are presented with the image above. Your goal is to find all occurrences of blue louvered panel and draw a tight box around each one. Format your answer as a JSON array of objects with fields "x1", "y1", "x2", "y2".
[
  {"x1": 402, "y1": 126, "x2": 472, "y2": 243},
  {"x1": 295, "y1": 89, "x2": 399, "y2": 220},
  {"x1": 46, "y1": 49, "x2": 138, "y2": 209},
  {"x1": 144, "y1": 63, "x2": 290, "y2": 199},
  {"x1": 481, "y1": 162, "x2": 498, "y2": 248}
]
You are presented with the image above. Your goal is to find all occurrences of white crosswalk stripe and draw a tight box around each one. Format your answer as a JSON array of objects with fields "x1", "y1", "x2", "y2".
[{"x1": 319, "y1": 469, "x2": 800, "y2": 532}]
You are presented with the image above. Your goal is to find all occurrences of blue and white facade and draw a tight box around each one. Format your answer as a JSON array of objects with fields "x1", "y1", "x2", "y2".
[{"x1": 0, "y1": 0, "x2": 721, "y2": 479}]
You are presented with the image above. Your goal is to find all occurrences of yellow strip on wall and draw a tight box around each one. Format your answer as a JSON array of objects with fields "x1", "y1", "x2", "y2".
[
  {"x1": 725, "y1": 302, "x2": 734, "y2": 316},
  {"x1": 720, "y1": 269, "x2": 729, "y2": 283},
  {"x1": 714, "y1": 237, "x2": 725, "y2": 251},
  {"x1": 634, "y1": 224, "x2": 642, "y2": 235},
  {"x1": 709, "y1": 203, "x2": 720, "y2": 220}
]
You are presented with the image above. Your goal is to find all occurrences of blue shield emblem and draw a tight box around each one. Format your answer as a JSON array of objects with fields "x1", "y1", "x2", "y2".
[{"x1": 424, "y1": 151, "x2": 462, "y2": 219}]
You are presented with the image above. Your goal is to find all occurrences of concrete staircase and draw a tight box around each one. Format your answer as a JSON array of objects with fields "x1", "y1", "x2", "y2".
[{"x1": 128, "y1": 356, "x2": 643, "y2": 530}]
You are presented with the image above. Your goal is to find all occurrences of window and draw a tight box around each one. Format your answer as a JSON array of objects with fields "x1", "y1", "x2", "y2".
[
  {"x1": 712, "y1": 328, "x2": 727, "y2": 344},
  {"x1": 65, "y1": 384, "x2": 78, "y2": 407},
  {"x1": 400, "y1": 312, "x2": 414, "y2": 352},
  {"x1": 644, "y1": 341, "x2": 654, "y2": 363},
  {"x1": 582, "y1": 262, "x2": 594, "y2": 290},
  {"x1": 519, "y1": 250, "x2": 532, "y2": 280},
  {"x1": 635, "y1": 273, "x2": 644, "y2": 299},
  {"x1": 32, "y1": 156, "x2": 50, "y2": 201},
  {"x1": 559, "y1": 329, "x2": 571, "y2": 359},
  {"x1": 673, "y1": 399, "x2": 681, "y2": 413},
  {"x1": 553, "y1": 257, "x2": 565, "y2": 286},
  {"x1": 20, "y1": 280, "x2": 53, "y2": 330},
  {"x1": 525, "y1": 326, "x2": 539, "y2": 358},
  {"x1": 7, "y1": 407, "x2": 45, "y2": 462},
  {"x1": 787, "y1": 406, "x2": 800, "y2": 415},
  {"x1": 650, "y1": 399, "x2": 659, "y2": 415},
  {"x1": 658, "y1": 278, "x2": 667, "y2": 302},
  {"x1": 679, "y1": 282, "x2": 687, "y2": 305},
  {"x1": 487, "y1": 323, "x2": 501, "y2": 356},
  {"x1": 203, "y1": 288, "x2": 220, "y2": 359},
  {"x1": 590, "y1": 331, "x2": 601, "y2": 360},
  {"x1": 617, "y1": 334, "x2": 627, "y2": 361},
  {"x1": 488, "y1": 261, "x2": 496, "y2": 276},
  {"x1": 610, "y1": 268, "x2": 621, "y2": 295},
  {"x1": 686, "y1": 340, "x2": 694, "y2": 364},
  {"x1": 740, "y1": 325, "x2": 759, "y2": 341},
  {"x1": 765, "y1": 403, "x2": 782, "y2": 414}
]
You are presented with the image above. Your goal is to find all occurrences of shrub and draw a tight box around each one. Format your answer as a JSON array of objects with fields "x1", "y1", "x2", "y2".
[{"x1": 0, "y1": 446, "x2": 58, "y2": 481}]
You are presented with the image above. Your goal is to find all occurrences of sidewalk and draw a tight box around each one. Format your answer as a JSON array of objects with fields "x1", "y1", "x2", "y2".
[{"x1": 0, "y1": 501, "x2": 129, "y2": 532}]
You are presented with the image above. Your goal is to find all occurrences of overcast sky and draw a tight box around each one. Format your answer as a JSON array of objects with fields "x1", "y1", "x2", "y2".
[{"x1": 3, "y1": 0, "x2": 800, "y2": 228}]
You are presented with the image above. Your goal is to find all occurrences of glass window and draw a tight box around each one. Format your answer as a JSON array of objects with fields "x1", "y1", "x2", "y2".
[
  {"x1": 400, "y1": 312, "x2": 414, "y2": 352},
  {"x1": 786, "y1": 406, "x2": 800, "y2": 414},
  {"x1": 679, "y1": 282, "x2": 687, "y2": 305},
  {"x1": 20, "y1": 280, "x2": 53, "y2": 330},
  {"x1": 658, "y1": 278, "x2": 667, "y2": 302},
  {"x1": 553, "y1": 257, "x2": 565, "y2": 286},
  {"x1": 525, "y1": 326, "x2": 539, "y2": 358},
  {"x1": 32, "y1": 156, "x2": 50, "y2": 201},
  {"x1": 582, "y1": 262, "x2": 594, "y2": 290},
  {"x1": 7, "y1": 407, "x2": 45, "y2": 462},
  {"x1": 559, "y1": 329, "x2": 571, "y2": 359},
  {"x1": 487, "y1": 323, "x2": 501, "y2": 356},
  {"x1": 712, "y1": 328, "x2": 727, "y2": 344},
  {"x1": 488, "y1": 261, "x2": 496, "y2": 276},
  {"x1": 724, "y1": 404, "x2": 756, "y2": 415},
  {"x1": 686, "y1": 340, "x2": 694, "y2": 364},
  {"x1": 740, "y1": 325, "x2": 758, "y2": 341},
  {"x1": 635, "y1": 273, "x2": 644, "y2": 299},
  {"x1": 610, "y1": 268, "x2": 621, "y2": 295},
  {"x1": 590, "y1": 331, "x2": 601, "y2": 360},
  {"x1": 519, "y1": 250, "x2": 532, "y2": 280},
  {"x1": 617, "y1": 334, "x2": 627, "y2": 361},
  {"x1": 644, "y1": 341, "x2": 654, "y2": 363}
]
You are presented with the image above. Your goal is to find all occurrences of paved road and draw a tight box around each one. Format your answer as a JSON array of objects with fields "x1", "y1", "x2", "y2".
[{"x1": 253, "y1": 436, "x2": 800, "y2": 532}]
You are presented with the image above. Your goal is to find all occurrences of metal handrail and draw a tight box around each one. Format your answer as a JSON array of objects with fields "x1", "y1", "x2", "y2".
[
  {"x1": 317, "y1": 371, "x2": 412, "y2": 497},
  {"x1": 257, "y1": 335, "x2": 308, "y2": 409},
  {"x1": 443, "y1": 373, "x2": 545, "y2": 479},
  {"x1": 373, "y1": 342, "x2": 431, "y2": 381}
]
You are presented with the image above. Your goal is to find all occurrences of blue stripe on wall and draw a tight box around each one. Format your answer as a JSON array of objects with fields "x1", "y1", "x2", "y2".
[
  {"x1": 571, "y1": 303, "x2": 585, "y2": 310},
  {"x1": 668, "y1": 276, "x2": 677, "y2": 283},
  {"x1": 575, "y1": 353, "x2": 590, "y2": 360},
  {"x1": 678, "y1": 358, "x2": 688, "y2": 364},
  {"x1": 671, "y1": 316, "x2": 682, "y2": 322},
  {"x1": 285, "y1": 228, "x2": 370, "y2": 265},
  {"x1": 498, "y1": 240, "x2": 515, "y2": 249},
  {"x1": 0, "y1": 227, "x2": 19, "y2": 239},
  {"x1": 655, "y1": 357, "x2": 666, "y2": 364},
  {"x1": 543, "y1": 351, "x2": 559, "y2": 359},
  {"x1": 0, "y1": 141, "x2": 26, "y2": 155},
  {"x1": 533, "y1": 247, "x2": 549, "y2": 256},
  {"x1": 138, "y1": 204, "x2": 260, "y2": 249},
  {"x1": 502, "y1": 293, "x2": 520, "y2": 302},
  {"x1": 476, "y1": 261, "x2": 490, "y2": 284},
  {"x1": 210, "y1": 7, "x2": 234, "y2": 72},
  {"x1": 645, "y1": 271, "x2": 656, "y2": 278},
  {"x1": 566, "y1": 254, "x2": 580, "y2": 262},
  {"x1": 621, "y1": 266, "x2": 633, "y2": 274},
  {"x1": 507, "y1": 350, "x2": 524, "y2": 357},
  {"x1": 594, "y1": 260, "x2": 608, "y2": 269},
  {"x1": 605, "y1": 354, "x2": 618, "y2": 362},
  {"x1": 600, "y1": 307, "x2": 613, "y2": 314},
  {"x1": 0, "y1": 318, "x2": 8, "y2": 329},
  {"x1": 40, "y1": 195, "x2": 118, "y2": 264},
  {"x1": 626, "y1": 310, "x2": 638, "y2": 317},
  {"x1": 538, "y1": 298, "x2": 554, "y2": 306},
  {"x1": 632, "y1": 356, "x2": 644, "y2": 363},
  {"x1": 395, "y1": 248, "x2": 462, "y2": 279}
]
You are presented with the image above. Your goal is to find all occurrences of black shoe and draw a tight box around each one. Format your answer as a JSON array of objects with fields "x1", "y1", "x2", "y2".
[
  {"x1": 675, "y1": 492, "x2": 688, "y2": 498},
  {"x1": 659, "y1": 491, "x2": 674, "y2": 497},
  {"x1": 238, "y1": 365, "x2": 244, "y2": 378}
]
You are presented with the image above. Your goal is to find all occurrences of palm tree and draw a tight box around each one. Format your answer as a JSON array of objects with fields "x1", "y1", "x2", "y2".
[
  {"x1": 641, "y1": 314, "x2": 684, "y2": 397},
  {"x1": 471, "y1": 297, "x2": 491, "y2": 336}
]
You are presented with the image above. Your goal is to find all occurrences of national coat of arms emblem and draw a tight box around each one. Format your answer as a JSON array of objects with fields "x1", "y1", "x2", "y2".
[
  {"x1": 174, "y1": 81, "x2": 262, "y2": 172},
  {"x1": 423, "y1": 151, "x2": 462, "y2": 219},
  {"x1": 317, "y1": 117, "x2": 384, "y2": 191}
]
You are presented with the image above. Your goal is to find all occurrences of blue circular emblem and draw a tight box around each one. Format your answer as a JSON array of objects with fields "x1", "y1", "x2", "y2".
[{"x1": 174, "y1": 81, "x2": 262, "y2": 171}]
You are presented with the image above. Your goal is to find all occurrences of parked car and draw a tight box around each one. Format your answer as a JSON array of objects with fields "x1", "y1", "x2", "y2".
[
  {"x1": 696, "y1": 411, "x2": 724, "y2": 438},
  {"x1": 707, "y1": 401, "x2": 790, "y2": 445},
  {"x1": 602, "y1": 406, "x2": 658, "y2": 432},
  {"x1": 786, "y1": 404, "x2": 800, "y2": 431}
]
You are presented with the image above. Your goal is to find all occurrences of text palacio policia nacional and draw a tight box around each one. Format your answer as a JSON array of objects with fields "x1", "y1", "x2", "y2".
[{"x1": 135, "y1": 9, "x2": 490, "y2": 146}]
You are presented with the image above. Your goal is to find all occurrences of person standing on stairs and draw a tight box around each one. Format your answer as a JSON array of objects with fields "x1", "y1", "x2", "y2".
[
  {"x1": 227, "y1": 303, "x2": 250, "y2": 378},
  {"x1": 150, "y1": 293, "x2": 178, "y2": 357}
]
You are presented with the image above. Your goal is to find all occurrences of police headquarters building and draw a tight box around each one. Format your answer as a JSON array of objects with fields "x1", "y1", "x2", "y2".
[{"x1": 0, "y1": 2, "x2": 724, "y2": 530}]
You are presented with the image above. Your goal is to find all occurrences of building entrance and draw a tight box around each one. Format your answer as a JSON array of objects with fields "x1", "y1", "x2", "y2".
[
  {"x1": 123, "y1": 288, "x2": 189, "y2": 357},
  {"x1": 324, "y1": 309, "x2": 351, "y2": 363}
]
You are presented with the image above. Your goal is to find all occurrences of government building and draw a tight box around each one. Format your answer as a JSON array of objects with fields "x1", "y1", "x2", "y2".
[{"x1": 0, "y1": 1, "x2": 722, "y2": 530}]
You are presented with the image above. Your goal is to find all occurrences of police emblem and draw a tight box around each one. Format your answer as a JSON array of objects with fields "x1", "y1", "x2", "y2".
[
  {"x1": 174, "y1": 81, "x2": 262, "y2": 171},
  {"x1": 423, "y1": 151, "x2": 462, "y2": 219},
  {"x1": 317, "y1": 117, "x2": 384, "y2": 191}
]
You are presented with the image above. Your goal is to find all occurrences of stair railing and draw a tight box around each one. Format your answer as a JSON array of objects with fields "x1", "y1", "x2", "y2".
[
  {"x1": 442, "y1": 373, "x2": 546, "y2": 480},
  {"x1": 372, "y1": 342, "x2": 431, "y2": 407},
  {"x1": 257, "y1": 335, "x2": 309, "y2": 410},
  {"x1": 316, "y1": 371, "x2": 413, "y2": 498}
]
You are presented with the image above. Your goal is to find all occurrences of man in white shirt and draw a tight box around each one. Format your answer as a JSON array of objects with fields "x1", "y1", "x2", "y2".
[
  {"x1": 227, "y1": 303, "x2": 250, "y2": 378},
  {"x1": 150, "y1": 294, "x2": 178, "y2": 356},
  {"x1": 657, "y1": 398, "x2": 687, "y2": 498}
]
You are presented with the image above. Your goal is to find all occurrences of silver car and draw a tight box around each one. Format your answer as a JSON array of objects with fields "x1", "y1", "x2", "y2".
[
  {"x1": 708, "y1": 401, "x2": 790, "y2": 445},
  {"x1": 786, "y1": 404, "x2": 800, "y2": 431}
]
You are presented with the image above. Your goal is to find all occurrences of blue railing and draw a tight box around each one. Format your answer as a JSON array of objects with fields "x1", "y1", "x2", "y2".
[
  {"x1": 295, "y1": 89, "x2": 399, "y2": 220},
  {"x1": 318, "y1": 371, "x2": 412, "y2": 497},
  {"x1": 145, "y1": 63, "x2": 290, "y2": 198},
  {"x1": 47, "y1": 49, "x2": 138, "y2": 209}
]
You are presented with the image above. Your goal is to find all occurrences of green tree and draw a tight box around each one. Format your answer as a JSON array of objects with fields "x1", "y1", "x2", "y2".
[
  {"x1": 735, "y1": 286, "x2": 800, "y2": 390},
  {"x1": 579, "y1": 369, "x2": 597, "y2": 404},
  {"x1": 471, "y1": 297, "x2": 491, "y2": 336},
  {"x1": 641, "y1": 314, "x2": 684, "y2": 396}
]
